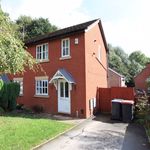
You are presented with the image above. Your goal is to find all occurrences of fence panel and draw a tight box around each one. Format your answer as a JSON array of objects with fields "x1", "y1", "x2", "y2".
[
  {"x1": 99, "y1": 88, "x2": 111, "y2": 112},
  {"x1": 98, "y1": 87, "x2": 135, "y2": 113}
]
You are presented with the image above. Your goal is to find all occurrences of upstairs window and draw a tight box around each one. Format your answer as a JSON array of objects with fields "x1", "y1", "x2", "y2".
[
  {"x1": 36, "y1": 43, "x2": 48, "y2": 61},
  {"x1": 61, "y1": 38, "x2": 70, "y2": 57}
]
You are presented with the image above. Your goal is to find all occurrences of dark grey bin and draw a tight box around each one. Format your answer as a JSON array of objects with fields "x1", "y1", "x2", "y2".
[
  {"x1": 111, "y1": 99, "x2": 122, "y2": 120},
  {"x1": 121, "y1": 100, "x2": 134, "y2": 122}
]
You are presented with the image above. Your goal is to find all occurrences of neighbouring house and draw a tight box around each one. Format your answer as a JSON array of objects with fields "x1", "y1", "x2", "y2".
[
  {"x1": 134, "y1": 63, "x2": 150, "y2": 92},
  {"x1": 108, "y1": 68, "x2": 125, "y2": 87},
  {"x1": 11, "y1": 19, "x2": 108, "y2": 118}
]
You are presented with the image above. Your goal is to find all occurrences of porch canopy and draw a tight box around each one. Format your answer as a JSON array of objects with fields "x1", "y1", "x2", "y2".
[{"x1": 49, "y1": 68, "x2": 76, "y2": 84}]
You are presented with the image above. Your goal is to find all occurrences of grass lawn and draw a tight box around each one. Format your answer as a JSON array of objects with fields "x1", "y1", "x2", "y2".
[{"x1": 0, "y1": 114, "x2": 73, "y2": 150}]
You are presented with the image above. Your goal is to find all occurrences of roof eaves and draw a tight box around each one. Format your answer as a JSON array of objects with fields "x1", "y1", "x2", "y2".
[
  {"x1": 25, "y1": 19, "x2": 98, "y2": 45},
  {"x1": 98, "y1": 20, "x2": 108, "y2": 52},
  {"x1": 108, "y1": 68, "x2": 124, "y2": 77},
  {"x1": 25, "y1": 29, "x2": 84, "y2": 45}
]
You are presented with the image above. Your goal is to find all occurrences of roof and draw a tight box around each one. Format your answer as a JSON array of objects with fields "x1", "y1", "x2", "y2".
[
  {"x1": 108, "y1": 68, "x2": 124, "y2": 78},
  {"x1": 49, "y1": 68, "x2": 75, "y2": 84},
  {"x1": 25, "y1": 19, "x2": 108, "y2": 52},
  {"x1": 0, "y1": 74, "x2": 10, "y2": 83}
]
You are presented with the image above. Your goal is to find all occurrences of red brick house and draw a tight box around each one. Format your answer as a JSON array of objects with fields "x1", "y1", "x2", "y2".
[
  {"x1": 11, "y1": 19, "x2": 108, "y2": 118},
  {"x1": 108, "y1": 68, "x2": 125, "y2": 87},
  {"x1": 134, "y1": 63, "x2": 150, "y2": 92}
]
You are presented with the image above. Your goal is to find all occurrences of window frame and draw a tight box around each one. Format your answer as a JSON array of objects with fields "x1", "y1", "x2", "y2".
[
  {"x1": 35, "y1": 77, "x2": 49, "y2": 96},
  {"x1": 13, "y1": 78, "x2": 23, "y2": 96},
  {"x1": 61, "y1": 38, "x2": 70, "y2": 58},
  {"x1": 36, "y1": 43, "x2": 49, "y2": 61}
]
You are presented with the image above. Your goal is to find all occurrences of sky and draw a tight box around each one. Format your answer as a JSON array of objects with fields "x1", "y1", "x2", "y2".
[{"x1": 1, "y1": 0, "x2": 150, "y2": 57}]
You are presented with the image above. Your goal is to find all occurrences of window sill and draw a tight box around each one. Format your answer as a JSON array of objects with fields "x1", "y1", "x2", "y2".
[
  {"x1": 19, "y1": 94, "x2": 23, "y2": 97},
  {"x1": 59, "y1": 56, "x2": 71, "y2": 60},
  {"x1": 36, "y1": 59, "x2": 50, "y2": 63},
  {"x1": 34, "y1": 95, "x2": 49, "y2": 98}
]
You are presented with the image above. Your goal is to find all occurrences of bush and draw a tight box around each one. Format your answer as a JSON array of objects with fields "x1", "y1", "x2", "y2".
[
  {"x1": 23, "y1": 107, "x2": 33, "y2": 114},
  {"x1": 0, "y1": 106, "x2": 4, "y2": 114},
  {"x1": 0, "y1": 81, "x2": 20, "y2": 111},
  {"x1": 0, "y1": 80, "x2": 4, "y2": 97},
  {"x1": 0, "y1": 83, "x2": 8, "y2": 110},
  {"x1": 135, "y1": 95, "x2": 150, "y2": 127},
  {"x1": 32, "y1": 105, "x2": 44, "y2": 113},
  {"x1": 16, "y1": 104, "x2": 24, "y2": 110},
  {"x1": 8, "y1": 82, "x2": 20, "y2": 110}
]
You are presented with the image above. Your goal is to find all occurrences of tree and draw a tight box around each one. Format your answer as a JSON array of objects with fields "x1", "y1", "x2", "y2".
[
  {"x1": 0, "y1": 6, "x2": 36, "y2": 74},
  {"x1": 108, "y1": 44, "x2": 130, "y2": 78},
  {"x1": 129, "y1": 51, "x2": 150, "y2": 66},
  {"x1": 108, "y1": 44, "x2": 150, "y2": 87},
  {"x1": 16, "y1": 16, "x2": 58, "y2": 40}
]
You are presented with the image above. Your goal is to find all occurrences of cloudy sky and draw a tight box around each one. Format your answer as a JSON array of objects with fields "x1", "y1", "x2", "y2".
[{"x1": 1, "y1": 0, "x2": 150, "y2": 56}]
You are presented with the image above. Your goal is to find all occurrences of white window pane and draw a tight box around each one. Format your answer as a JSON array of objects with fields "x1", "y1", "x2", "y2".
[
  {"x1": 43, "y1": 52, "x2": 45, "y2": 59},
  {"x1": 65, "y1": 82, "x2": 69, "y2": 98},
  {"x1": 63, "y1": 48, "x2": 66, "y2": 56},
  {"x1": 61, "y1": 39, "x2": 70, "y2": 57},
  {"x1": 66, "y1": 40, "x2": 69, "y2": 47},
  {"x1": 45, "y1": 88, "x2": 47, "y2": 94},
  {"x1": 43, "y1": 44, "x2": 45, "y2": 51},
  {"x1": 45, "y1": 44, "x2": 48, "y2": 50},
  {"x1": 63, "y1": 41, "x2": 65, "y2": 47},
  {"x1": 36, "y1": 44, "x2": 49, "y2": 61},
  {"x1": 37, "y1": 81, "x2": 39, "y2": 87},
  {"x1": 60, "y1": 82, "x2": 64, "y2": 97},
  {"x1": 37, "y1": 52, "x2": 40, "y2": 59},
  {"x1": 36, "y1": 80, "x2": 48, "y2": 95},
  {"x1": 66, "y1": 48, "x2": 68, "y2": 55},
  {"x1": 45, "y1": 48, "x2": 48, "y2": 59},
  {"x1": 20, "y1": 81, "x2": 23, "y2": 95}
]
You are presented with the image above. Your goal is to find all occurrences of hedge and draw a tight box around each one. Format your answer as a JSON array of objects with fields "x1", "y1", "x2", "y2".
[{"x1": 0, "y1": 79, "x2": 20, "y2": 111}]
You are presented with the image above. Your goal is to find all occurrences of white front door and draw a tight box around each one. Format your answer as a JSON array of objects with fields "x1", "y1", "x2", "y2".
[{"x1": 58, "y1": 79, "x2": 71, "y2": 114}]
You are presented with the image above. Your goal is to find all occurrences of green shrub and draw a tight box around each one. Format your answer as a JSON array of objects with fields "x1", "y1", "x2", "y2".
[
  {"x1": 32, "y1": 105, "x2": 44, "y2": 113},
  {"x1": 16, "y1": 104, "x2": 24, "y2": 110},
  {"x1": 0, "y1": 79, "x2": 4, "y2": 97},
  {"x1": 0, "y1": 83, "x2": 8, "y2": 110},
  {"x1": 0, "y1": 106, "x2": 4, "y2": 114},
  {"x1": 0, "y1": 81, "x2": 20, "y2": 111},
  {"x1": 23, "y1": 107, "x2": 33, "y2": 114},
  {"x1": 135, "y1": 96, "x2": 150, "y2": 126}
]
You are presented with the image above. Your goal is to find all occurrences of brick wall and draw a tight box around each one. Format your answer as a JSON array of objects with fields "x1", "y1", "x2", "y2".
[{"x1": 134, "y1": 63, "x2": 150, "y2": 91}]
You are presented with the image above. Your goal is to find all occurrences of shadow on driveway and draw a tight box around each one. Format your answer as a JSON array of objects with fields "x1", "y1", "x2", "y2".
[
  {"x1": 93, "y1": 113, "x2": 123, "y2": 124},
  {"x1": 93, "y1": 114, "x2": 150, "y2": 150},
  {"x1": 122, "y1": 123, "x2": 150, "y2": 150}
]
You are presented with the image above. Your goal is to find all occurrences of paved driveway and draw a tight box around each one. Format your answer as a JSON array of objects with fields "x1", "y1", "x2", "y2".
[{"x1": 36, "y1": 115, "x2": 150, "y2": 150}]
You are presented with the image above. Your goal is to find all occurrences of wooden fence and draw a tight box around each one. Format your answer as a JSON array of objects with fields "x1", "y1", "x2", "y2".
[{"x1": 97, "y1": 87, "x2": 135, "y2": 113}]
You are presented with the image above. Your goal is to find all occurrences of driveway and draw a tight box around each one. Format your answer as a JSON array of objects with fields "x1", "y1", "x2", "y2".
[{"x1": 36, "y1": 115, "x2": 150, "y2": 150}]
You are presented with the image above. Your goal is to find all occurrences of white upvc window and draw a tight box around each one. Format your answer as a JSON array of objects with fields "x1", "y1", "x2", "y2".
[
  {"x1": 36, "y1": 43, "x2": 48, "y2": 61},
  {"x1": 35, "y1": 77, "x2": 48, "y2": 96},
  {"x1": 61, "y1": 38, "x2": 70, "y2": 57},
  {"x1": 13, "y1": 78, "x2": 23, "y2": 95}
]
